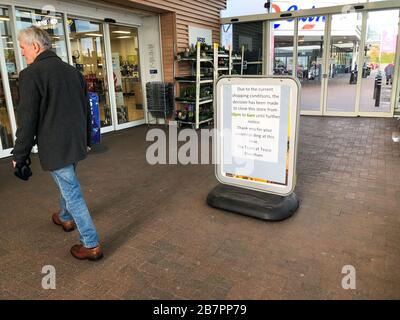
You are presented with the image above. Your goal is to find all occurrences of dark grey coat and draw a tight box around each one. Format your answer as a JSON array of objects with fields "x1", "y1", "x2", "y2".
[{"x1": 12, "y1": 50, "x2": 91, "y2": 171}]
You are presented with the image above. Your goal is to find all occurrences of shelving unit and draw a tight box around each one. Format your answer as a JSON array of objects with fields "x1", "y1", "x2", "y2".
[
  {"x1": 174, "y1": 43, "x2": 244, "y2": 129},
  {"x1": 214, "y1": 43, "x2": 228, "y2": 82},
  {"x1": 235, "y1": 45, "x2": 245, "y2": 76},
  {"x1": 213, "y1": 44, "x2": 244, "y2": 81},
  {"x1": 175, "y1": 42, "x2": 214, "y2": 129}
]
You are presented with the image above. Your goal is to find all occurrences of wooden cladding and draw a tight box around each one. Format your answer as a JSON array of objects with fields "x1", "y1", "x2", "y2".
[
  {"x1": 160, "y1": 12, "x2": 176, "y2": 83},
  {"x1": 107, "y1": 0, "x2": 227, "y2": 81},
  {"x1": 127, "y1": 0, "x2": 226, "y2": 49}
]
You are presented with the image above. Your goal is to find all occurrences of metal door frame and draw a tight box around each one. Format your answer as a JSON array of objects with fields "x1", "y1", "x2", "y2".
[
  {"x1": 0, "y1": 4, "x2": 18, "y2": 157},
  {"x1": 104, "y1": 22, "x2": 146, "y2": 132}
]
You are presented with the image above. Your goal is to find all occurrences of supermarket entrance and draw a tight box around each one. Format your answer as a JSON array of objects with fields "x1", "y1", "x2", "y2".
[
  {"x1": 0, "y1": 0, "x2": 164, "y2": 159},
  {"x1": 221, "y1": 1, "x2": 400, "y2": 117}
]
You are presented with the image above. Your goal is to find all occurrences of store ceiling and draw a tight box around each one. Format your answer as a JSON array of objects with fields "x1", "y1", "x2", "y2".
[
  {"x1": 77, "y1": 0, "x2": 158, "y2": 17},
  {"x1": 101, "y1": 0, "x2": 170, "y2": 15}
]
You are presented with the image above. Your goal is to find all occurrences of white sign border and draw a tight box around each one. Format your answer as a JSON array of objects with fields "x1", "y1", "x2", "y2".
[{"x1": 215, "y1": 76, "x2": 301, "y2": 196}]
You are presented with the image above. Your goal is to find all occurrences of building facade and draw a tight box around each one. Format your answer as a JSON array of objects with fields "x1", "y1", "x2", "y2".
[{"x1": 0, "y1": 0, "x2": 227, "y2": 158}]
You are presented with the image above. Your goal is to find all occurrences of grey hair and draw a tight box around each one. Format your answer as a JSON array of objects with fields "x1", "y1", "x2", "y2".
[{"x1": 18, "y1": 26, "x2": 52, "y2": 50}]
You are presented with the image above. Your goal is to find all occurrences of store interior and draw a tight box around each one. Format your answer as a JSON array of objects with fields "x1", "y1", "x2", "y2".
[
  {"x1": 68, "y1": 18, "x2": 112, "y2": 127},
  {"x1": 109, "y1": 24, "x2": 144, "y2": 125},
  {"x1": 68, "y1": 21, "x2": 144, "y2": 127}
]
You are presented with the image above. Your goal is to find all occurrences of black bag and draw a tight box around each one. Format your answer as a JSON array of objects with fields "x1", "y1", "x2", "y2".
[{"x1": 14, "y1": 157, "x2": 32, "y2": 181}]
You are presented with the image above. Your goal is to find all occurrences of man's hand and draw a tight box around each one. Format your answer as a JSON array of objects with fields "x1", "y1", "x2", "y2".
[
  {"x1": 12, "y1": 160, "x2": 16, "y2": 168},
  {"x1": 87, "y1": 146, "x2": 91, "y2": 152}
]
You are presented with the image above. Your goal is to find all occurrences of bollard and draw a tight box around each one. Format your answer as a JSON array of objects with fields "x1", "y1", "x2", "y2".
[
  {"x1": 349, "y1": 70, "x2": 357, "y2": 84},
  {"x1": 374, "y1": 73, "x2": 382, "y2": 100},
  {"x1": 375, "y1": 77, "x2": 382, "y2": 107}
]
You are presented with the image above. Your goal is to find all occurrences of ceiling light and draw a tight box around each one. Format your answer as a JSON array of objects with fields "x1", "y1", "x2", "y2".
[
  {"x1": 116, "y1": 36, "x2": 132, "y2": 39},
  {"x1": 0, "y1": 17, "x2": 10, "y2": 21},
  {"x1": 85, "y1": 33, "x2": 103, "y2": 37},
  {"x1": 32, "y1": 13, "x2": 58, "y2": 19},
  {"x1": 112, "y1": 30, "x2": 131, "y2": 34}
]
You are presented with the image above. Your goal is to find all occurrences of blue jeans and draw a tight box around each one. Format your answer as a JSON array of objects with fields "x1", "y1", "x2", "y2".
[{"x1": 50, "y1": 164, "x2": 100, "y2": 248}]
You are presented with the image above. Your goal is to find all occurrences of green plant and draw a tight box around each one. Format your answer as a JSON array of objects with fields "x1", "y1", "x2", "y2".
[{"x1": 180, "y1": 85, "x2": 196, "y2": 99}]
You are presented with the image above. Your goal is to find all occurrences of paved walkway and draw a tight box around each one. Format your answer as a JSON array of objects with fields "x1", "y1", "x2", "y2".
[{"x1": 0, "y1": 116, "x2": 400, "y2": 299}]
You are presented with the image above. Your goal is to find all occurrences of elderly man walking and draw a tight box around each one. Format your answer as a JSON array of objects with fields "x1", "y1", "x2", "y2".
[{"x1": 12, "y1": 26, "x2": 103, "y2": 261}]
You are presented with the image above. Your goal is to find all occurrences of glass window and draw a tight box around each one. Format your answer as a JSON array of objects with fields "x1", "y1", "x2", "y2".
[
  {"x1": 0, "y1": 7, "x2": 17, "y2": 150},
  {"x1": 15, "y1": 7, "x2": 68, "y2": 66},
  {"x1": 109, "y1": 25, "x2": 144, "y2": 124},
  {"x1": 68, "y1": 18, "x2": 112, "y2": 127}
]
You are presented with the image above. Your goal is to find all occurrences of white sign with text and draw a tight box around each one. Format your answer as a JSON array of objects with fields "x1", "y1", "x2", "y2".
[
  {"x1": 231, "y1": 85, "x2": 281, "y2": 163},
  {"x1": 216, "y1": 76, "x2": 300, "y2": 196},
  {"x1": 189, "y1": 26, "x2": 212, "y2": 46}
]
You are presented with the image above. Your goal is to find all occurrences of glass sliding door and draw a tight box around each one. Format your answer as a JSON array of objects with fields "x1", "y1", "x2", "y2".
[
  {"x1": 359, "y1": 9, "x2": 399, "y2": 114},
  {"x1": 0, "y1": 7, "x2": 17, "y2": 152},
  {"x1": 326, "y1": 13, "x2": 362, "y2": 114},
  {"x1": 269, "y1": 20, "x2": 294, "y2": 76},
  {"x1": 15, "y1": 7, "x2": 68, "y2": 66},
  {"x1": 0, "y1": 66, "x2": 13, "y2": 151},
  {"x1": 396, "y1": 82, "x2": 400, "y2": 116},
  {"x1": 10, "y1": 7, "x2": 70, "y2": 150},
  {"x1": 296, "y1": 15, "x2": 326, "y2": 113},
  {"x1": 68, "y1": 18, "x2": 112, "y2": 128},
  {"x1": 109, "y1": 25, "x2": 144, "y2": 126},
  {"x1": 232, "y1": 22, "x2": 264, "y2": 75}
]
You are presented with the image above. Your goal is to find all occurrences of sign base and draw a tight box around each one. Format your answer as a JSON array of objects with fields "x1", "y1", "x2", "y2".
[{"x1": 207, "y1": 184, "x2": 299, "y2": 221}]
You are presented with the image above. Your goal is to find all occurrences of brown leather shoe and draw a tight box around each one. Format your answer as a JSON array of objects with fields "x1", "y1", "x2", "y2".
[
  {"x1": 52, "y1": 212, "x2": 76, "y2": 232},
  {"x1": 70, "y1": 244, "x2": 103, "y2": 261}
]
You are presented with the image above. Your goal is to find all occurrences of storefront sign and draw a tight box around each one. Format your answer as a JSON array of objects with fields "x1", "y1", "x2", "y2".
[
  {"x1": 215, "y1": 76, "x2": 300, "y2": 196},
  {"x1": 6, "y1": 62, "x2": 16, "y2": 74},
  {"x1": 221, "y1": 0, "x2": 362, "y2": 33},
  {"x1": 189, "y1": 26, "x2": 212, "y2": 46},
  {"x1": 221, "y1": 0, "x2": 366, "y2": 18},
  {"x1": 147, "y1": 44, "x2": 159, "y2": 80}
]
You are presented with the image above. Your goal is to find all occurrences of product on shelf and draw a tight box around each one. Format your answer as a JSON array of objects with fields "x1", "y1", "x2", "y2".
[{"x1": 175, "y1": 104, "x2": 194, "y2": 122}]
